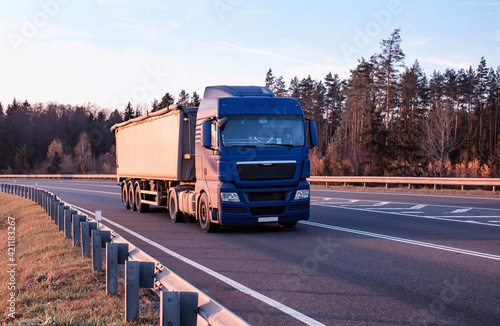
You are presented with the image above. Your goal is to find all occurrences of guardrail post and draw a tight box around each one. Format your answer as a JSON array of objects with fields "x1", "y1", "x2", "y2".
[
  {"x1": 92, "y1": 230, "x2": 103, "y2": 271},
  {"x1": 160, "y1": 292, "x2": 198, "y2": 326},
  {"x1": 44, "y1": 192, "x2": 48, "y2": 213},
  {"x1": 58, "y1": 206, "x2": 69, "y2": 231},
  {"x1": 49, "y1": 197, "x2": 55, "y2": 220},
  {"x1": 106, "y1": 243, "x2": 128, "y2": 296},
  {"x1": 64, "y1": 209, "x2": 77, "y2": 238},
  {"x1": 81, "y1": 221, "x2": 98, "y2": 257},
  {"x1": 125, "y1": 261, "x2": 140, "y2": 321},
  {"x1": 54, "y1": 201, "x2": 61, "y2": 225},
  {"x1": 91, "y1": 230, "x2": 111, "y2": 272},
  {"x1": 72, "y1": 215, "x2": 87, "y2": 246},
  {"x1": 124, "y1": 261, "x2": 155, "y2": 322}
]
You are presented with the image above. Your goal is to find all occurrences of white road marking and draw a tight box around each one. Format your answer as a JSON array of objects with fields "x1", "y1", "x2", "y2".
[
  {"x1": 409, "y1": 204, "x2": 427, "y2": 210},
  {"x1": 40, "y1": 185, "x2": 120, "y2": 196},
  {"x1": 71, "y1": 204, "x2": 325, "y2": 326},
  {"x1": 449, "y1": 208, "x2": 472, "y2": 214},
  {"x1": 433, "y1": 216, "x2": 500, "y2": 219},
  {"x1": 312, "y1": 203, "x2": 500, "y2": 228},
  {"x1": 373, "y1": 201, "x2": 390, "y2": 206},
  {"x1": 300, "y1": 221, "x2": 500, "y2": 261}
]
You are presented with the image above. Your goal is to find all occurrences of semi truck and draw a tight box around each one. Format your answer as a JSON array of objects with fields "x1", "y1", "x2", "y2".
[{"x1": 111, "y1": 85, "x2": 317, "y2": 232}]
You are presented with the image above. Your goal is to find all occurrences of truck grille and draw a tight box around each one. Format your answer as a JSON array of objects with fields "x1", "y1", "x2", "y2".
[
  {"x1": 250, "y1": 206, "x2": 284, "y2": 216},
  {"x1": 237, "y1": 161, "x2": 296, "y2": 181},
  {"x1": 246, "y1": 192, "x2": 287, "y2": 202},
  {"x1": 222, "y1": 207, "x2": 247, "y2": 213},
  {"x1": 288, "y1": 203, "x2": 309, "y2": 211}
]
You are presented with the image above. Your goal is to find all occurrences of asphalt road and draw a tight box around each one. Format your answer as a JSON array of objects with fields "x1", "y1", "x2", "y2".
[{"x1": 3, "y1": 180, "x2": 500, "y2": 326}]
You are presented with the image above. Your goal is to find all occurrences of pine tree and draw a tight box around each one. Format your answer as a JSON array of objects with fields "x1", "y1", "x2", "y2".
[
  {"x1": 178, "y1": 90, "x2": 190, "y2": 105},
  {"x1": 151, "y1": 99, "x2": 160, "y2": 112},
  {"x1": 375, "y1": 28, "x2": 405, "y2": 130},
  {"x1": 324, "y1": 72, "x2": 345, "y2": 140},
  {"x1": 124, "y1": 102, "x2": 134, "y2": 121},
  {"x1": 265, "y1": 68, "x2": 275, "y2": 89},
  {"x1": 160, "y1": 93, "x2": 175, "y2": 109},
  {"x1": 191, "y1": 91, "x2": 201, "y2": 107},
  {"x1": 393, "y1": 62, "x2": 425, "y2": 175},
  {"x1": 274, "y1": 76, "x2": 287, "y2": 97},
  {"x1": 48, "y1": 151, "x2": 62, "y2": 174}
]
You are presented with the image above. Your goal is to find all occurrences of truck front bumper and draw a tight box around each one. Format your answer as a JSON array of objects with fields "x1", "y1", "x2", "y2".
[{"x1": 217, "y1": 180, "x2": 310, "y2": 225}]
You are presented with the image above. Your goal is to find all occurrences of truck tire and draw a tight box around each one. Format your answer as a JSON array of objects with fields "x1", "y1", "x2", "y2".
[
  {"x1": 135, "y1": 181, "x2": 149, "y2": 213},
  {"x1": 168, "y1": 190, "x2": 182, "y2": 223},
  {"x1": 122, "y1": 182, "x2": 130, "y2": 210},
  {"x1": 128, "y1": 182, "x2": 136, "y2": 211},
  {"x1": 198, "y1": 193, "x2": 219, "y2": 233}
]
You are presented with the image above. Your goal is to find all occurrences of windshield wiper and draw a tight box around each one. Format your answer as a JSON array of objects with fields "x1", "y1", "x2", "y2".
[
  {"x1": 262, "y1": 143, "x2": 295, "y2": 148},
  {"x1": 228, "y1": 145, "x2": 258, "y2": 149}
]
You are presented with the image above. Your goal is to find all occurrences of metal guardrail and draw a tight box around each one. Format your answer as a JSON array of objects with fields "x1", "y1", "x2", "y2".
[
  {"x1": 308, "y1": 176, "x2": 500, "y2": 191},
  {"x1": 0, "y1": 182, "x2": 249, "y2": 326},
  {"x1": 0, "y1": 174, "x2": 116, "y2": 180},
  {"x1": 2, "y1": 174, "x2": 499, "y2": 191}
]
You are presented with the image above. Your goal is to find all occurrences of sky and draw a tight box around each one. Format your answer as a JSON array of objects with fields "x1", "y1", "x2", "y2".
[{"x1": 0, "y1": 0, "x2": 499, "y2": 111}]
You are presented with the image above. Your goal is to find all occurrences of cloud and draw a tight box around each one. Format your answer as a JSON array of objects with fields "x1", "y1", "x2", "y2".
[
  {"x1": 213, "y1": 40, "x2": 339, "y2": 70},
  {"x1": 96, "y1": 0, "x2": 136, "y2": 5},
  {"x1": 419, "y1": 56, "x2": 474, "y2": 70}
]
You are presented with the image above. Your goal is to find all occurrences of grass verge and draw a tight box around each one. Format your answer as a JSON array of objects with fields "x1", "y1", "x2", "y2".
[{"x1": 0, "y1": 192, "x2": 159, "y2": 325}]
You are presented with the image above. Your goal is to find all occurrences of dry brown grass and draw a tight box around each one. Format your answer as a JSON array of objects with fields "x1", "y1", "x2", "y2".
[{"x1": 0, "y1": 193, "x2": 159, "y2": 325}]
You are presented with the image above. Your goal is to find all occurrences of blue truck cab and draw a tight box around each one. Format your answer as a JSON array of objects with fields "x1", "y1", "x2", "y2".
[{"x1": 195, "y1": 86, "x2": 317, "y2": 232}]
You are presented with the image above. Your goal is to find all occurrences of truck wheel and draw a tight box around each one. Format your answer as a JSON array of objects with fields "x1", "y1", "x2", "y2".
[
  {"x1": 279, "y1": 221, "x2": 297, "y2": 229},
  {"x1": 135, "y1": 182, "x2": 149, "y2": 213},
  {"x1": 168, "y1": 190, "x2": 182, "y2": 223},
  {"x1": 122, "y1": 182, "x2": 130, "y2": 209},
  {"x1": 198, "y1": 193, "x2": 219, "y2": 233},
  {"x1": 128, "y1": 182, "x2": 136, "y2": 211}
]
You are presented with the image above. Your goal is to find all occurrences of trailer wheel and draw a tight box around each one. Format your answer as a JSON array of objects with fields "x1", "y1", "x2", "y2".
[
  {"x1": 198, "y1": 193, "x2": 219, "y2": 233},
  {"x1": 128, "y1": 182, "x2": 136, "y2": 211},
  {"x1": 122, "y1": 182, "x2": 130, "y2": 209},
  {"x1": 168, "y1": 190, "x2": 182, "y2": 223},
  {"x1": 135, "y1": 182, "x2": 149, "y2": 213}
]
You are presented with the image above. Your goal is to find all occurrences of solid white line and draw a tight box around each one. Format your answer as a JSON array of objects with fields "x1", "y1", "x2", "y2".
[
  {"x1": 433, "y1": 216, "x2": 500, "y2": 219},
  {"x1": 41, "y1": 185, "x2": 120, "y2": 196},
  {"x1": 72, "y1": 204, "x2": 325, "y2": 326},
  {"x1": 299, "y1": 221, "x2": 500, "y2": 261},
  {"x1": 312, "y1": 203, "x2": 500, "y2": 228}
]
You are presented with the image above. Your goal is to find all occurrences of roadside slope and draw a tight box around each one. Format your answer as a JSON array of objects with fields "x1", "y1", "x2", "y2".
[{"x1": 0, "y1": 193, "x2": 158, "y2": 325}]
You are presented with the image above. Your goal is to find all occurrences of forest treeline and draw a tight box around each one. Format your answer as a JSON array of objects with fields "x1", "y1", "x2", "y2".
[
  {"x1": 267, "y1": 29, "x2": 500, "y2": 178},
  {"x1": 1, "y1": 29, "x2": 499, "y2": 177}
]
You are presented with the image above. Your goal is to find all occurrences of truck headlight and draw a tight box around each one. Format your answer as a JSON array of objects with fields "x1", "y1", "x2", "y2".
[
  {"x1": 294, "y1": 189, "x2": 309, "y2": 200},
  {"x1": 221, "y1": 192, "x2": 240, "y2": 202}
]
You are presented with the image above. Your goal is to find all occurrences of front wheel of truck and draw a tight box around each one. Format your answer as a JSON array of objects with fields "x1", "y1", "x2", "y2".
[
  {"x1": 198, "y1": 193, "x2": 219, "y2": 233},
  {"x1": 168, "y1": 190, "x2": 182, "y2": 223}
]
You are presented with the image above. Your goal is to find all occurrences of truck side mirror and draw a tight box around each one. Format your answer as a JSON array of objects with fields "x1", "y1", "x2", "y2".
[
  {"x1": 308, "y1": 120, "x2": 318, "y2": 148},
  {"x1": 202, "y1": 120, "x2": 212, "y2": 148}
]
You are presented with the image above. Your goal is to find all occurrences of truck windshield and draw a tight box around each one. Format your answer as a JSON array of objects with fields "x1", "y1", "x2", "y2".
[{"x1": 221, "y1": 114, "x2": 305, "y2": 148}]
